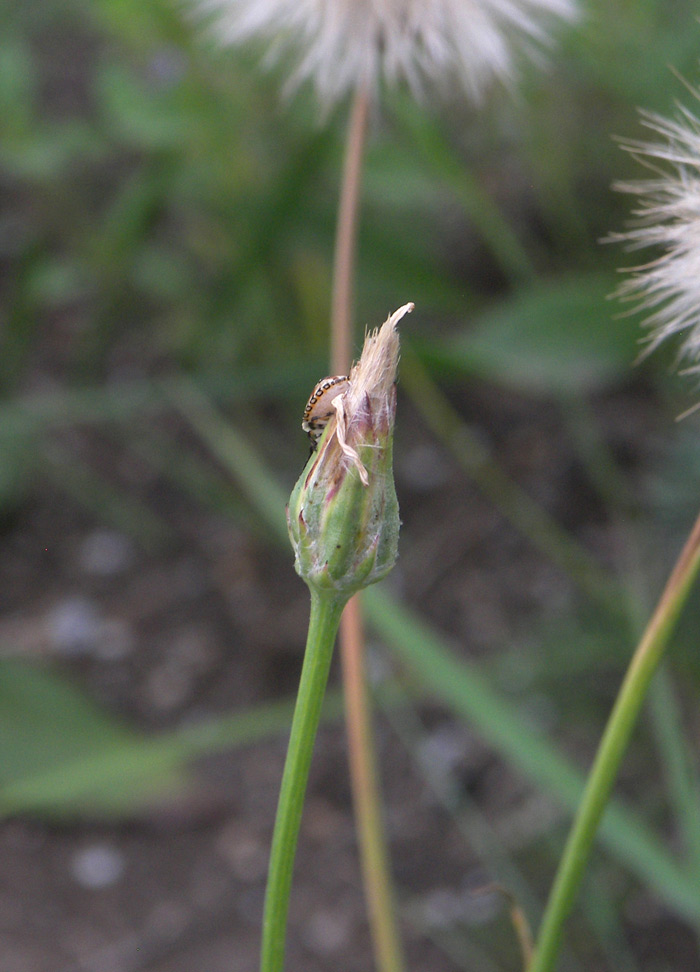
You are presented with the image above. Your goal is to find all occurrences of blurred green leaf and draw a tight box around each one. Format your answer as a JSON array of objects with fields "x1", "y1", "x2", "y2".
[
  {"x1": 0, "y1": 661, "x2": 182, "y2": 816},
  {"x1": 0, "y1": 659, "x2": 345, "y2": 819},
  {"x1": 0, "y1": 431, "x2": 38, "y2": 512},
  {"x1": 97, "y1": 61, "x2": 189, "y2": 149},
  {"x1": 422, "y1": 273, "x2": 641, "y2": 395},
  {"x1": 0, "y1": 35, "x2": 36, "y2": 122}
]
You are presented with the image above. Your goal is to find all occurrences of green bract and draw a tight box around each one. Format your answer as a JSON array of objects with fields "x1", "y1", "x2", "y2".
[{"x1": 288, "y1": 400, "x2": 400, "y2": 597}]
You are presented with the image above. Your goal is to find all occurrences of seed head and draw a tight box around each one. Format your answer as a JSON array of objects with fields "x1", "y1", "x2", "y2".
[
  {"x1": 199, "y1": 0, "x2": 578, "y2": 107},
  {"x1": 287, "y1": 302, "x2": 412, "y2": 599},
  {"x1": 611, "y1": 92, "x2": 700, "y2": 373}
]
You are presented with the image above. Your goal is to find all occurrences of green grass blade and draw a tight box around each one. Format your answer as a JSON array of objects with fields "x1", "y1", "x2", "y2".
[
  {"x1": 363, "y1": 588, "x2": 700, "y2": 924},
  {"x1": 649, "y1": 667, "x2": 700, "y2": 891}
]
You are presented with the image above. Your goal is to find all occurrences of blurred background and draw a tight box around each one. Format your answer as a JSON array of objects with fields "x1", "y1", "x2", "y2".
[{"x1": 3, "y1": 0, "x2": 700, "y2": 969}]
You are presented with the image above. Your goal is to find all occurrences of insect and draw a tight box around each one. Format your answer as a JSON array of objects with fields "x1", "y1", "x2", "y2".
[{"x1": 302, "y1": 375, "x2": 349, "y2": 448}]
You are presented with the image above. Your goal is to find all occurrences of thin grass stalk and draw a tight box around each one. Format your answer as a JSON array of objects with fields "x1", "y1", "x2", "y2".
[
  {"x1": 561, "y1": 393, "x2": 700, "y2": 893},
  {"x1": 399, "y1": 350, "x2": 619, "y2": 613},
  {"x1": 362, "y1": 586, "x2": 700, "y2": 922},
  {"x1": 331, "y1": 83, "x2": 406, "y2": 972},
  {"x1": 649, "y1": 669, "x2": 700, "y2": 889},
  {"x1": 528, "y1": 510, "x2": 700, "y2": 972},
  {"x1": 331, "y1": 84, "x2": 370, "y2": 376},
  {"x1": 393, "y1": 97, "x2": 536, "y2": 286},
  {"x1": 340, "y1": 596, "x2": 406, "y2": 972}
]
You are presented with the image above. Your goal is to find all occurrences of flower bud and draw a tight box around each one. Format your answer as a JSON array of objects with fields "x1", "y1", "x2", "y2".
[{"x1": 288, "y1": 303, "x2": 413, "y2": 599}]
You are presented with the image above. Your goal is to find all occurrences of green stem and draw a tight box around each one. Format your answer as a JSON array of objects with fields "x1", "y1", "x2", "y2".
[
  {"x1": 260, "y1": 590, "x2": 345, "y2": 972},
  {"x1": 330, "y1": 83, "x2": 369, "y2": 375},
  {"x1": 528, "y1": 511, "x2": 700, "y2": 972}
]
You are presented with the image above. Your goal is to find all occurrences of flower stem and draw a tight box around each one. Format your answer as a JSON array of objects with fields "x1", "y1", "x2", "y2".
[
  {"x1": 331, "y1": 83, "x2": 369, "y2": 376},
  {"x1": 260, "y1": 590, "x2": 345, "y2": 972},
  {"x1": 528, "y1": 510, "x2": 700, "y2": 972},
  {"x1": 340, "y1": 596, "x2": 406, "y2": 972},
  {"x1": 330, "y1": 82, "x2": 406, "y2": 972}
]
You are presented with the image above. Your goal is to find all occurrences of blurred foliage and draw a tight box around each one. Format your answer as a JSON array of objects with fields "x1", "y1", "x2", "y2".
[
  {"x1": 2, "y1": 0, "x2": 700, "y2": 967},
  {"x1": 3, "y1": 0, "x2": 699, "y2": 395},
  {"x1": 3, "y1": 0, "x2": 699, "y2": 377},
  {"x1": 0, "y1": 659, "x2": 185, "y2": 816}
]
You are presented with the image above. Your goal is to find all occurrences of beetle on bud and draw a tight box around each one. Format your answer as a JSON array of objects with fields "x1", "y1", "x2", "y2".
[{"x1": 302, "y1": 375, "x2": 350, "y2": 449}]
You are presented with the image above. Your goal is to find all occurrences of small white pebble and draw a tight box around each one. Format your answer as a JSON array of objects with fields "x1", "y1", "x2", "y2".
[
  {"x1": 216, "y1": 824, "x2": 268, "y2": 882},
  {"x1": 416, "y1": 725, "x2": 469, "y2": 784},
  {"x1": 71, "y1": 845, "x2": 125, "y2": 889},
  {"x1": 48, "y1": 598, "x2": 101, "y2": 656},
  {"x1": 302, "y1": 908, "x2": 351, "y2": 955}
]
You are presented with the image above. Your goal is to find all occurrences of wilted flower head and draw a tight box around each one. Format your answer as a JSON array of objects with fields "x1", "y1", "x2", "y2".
[
  {"x1": 612, "y1": 96, "x2": 700, "y2": 372},
  {"x1": 200, "y1": 0, "x2": 578, "y2": 106},
  {"x1": 288, "y1": 302, "x2": 412, "y2": 598}
]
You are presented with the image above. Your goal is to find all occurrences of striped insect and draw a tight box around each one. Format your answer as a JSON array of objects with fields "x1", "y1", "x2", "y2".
[{"x1": 302, "y1": 375, "x2": 349, "y2": 449}]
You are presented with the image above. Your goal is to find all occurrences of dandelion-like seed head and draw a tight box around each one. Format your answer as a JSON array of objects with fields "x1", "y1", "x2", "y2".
[
  {"x1": 200, "y1": 0, "x2": 577, "y2": 106},
  {"x1": 612, "y1": 95, "x2": 700, "y2": 373}
]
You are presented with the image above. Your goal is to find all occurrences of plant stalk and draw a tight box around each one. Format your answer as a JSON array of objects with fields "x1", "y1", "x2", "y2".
[
  {"x1": 528, "y1": 510, "x2": 700, "y2": 972},
  {"x1": 331, "y1": 82, "x2": 406, "y2": 972},
  {"x1": 331, "y1": 84, "x2": 369, "y2": 376},
  {"x1": 260, "y1": 590, "x2": 345, "y2": 972},
  {"x1": 340, "y1": 596, "x2": 406, "y2": 972}
]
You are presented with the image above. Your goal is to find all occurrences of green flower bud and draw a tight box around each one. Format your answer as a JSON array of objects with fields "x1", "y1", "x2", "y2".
[{"x1": 288, "y1": 303, "x2": 413, "y2": 600}]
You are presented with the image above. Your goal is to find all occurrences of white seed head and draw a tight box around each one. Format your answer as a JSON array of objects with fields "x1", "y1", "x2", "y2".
[
  {"x1": 611, "y1": 95, "x2": 700, "y2": 373},
  {"x1": 198, "y1": 0, "x2": 578, "y2": 106}
]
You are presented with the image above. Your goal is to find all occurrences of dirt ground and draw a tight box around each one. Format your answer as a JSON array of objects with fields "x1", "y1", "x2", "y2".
[{"x1": 0, "y1": 384, "x2": 697, "y2": 972}]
